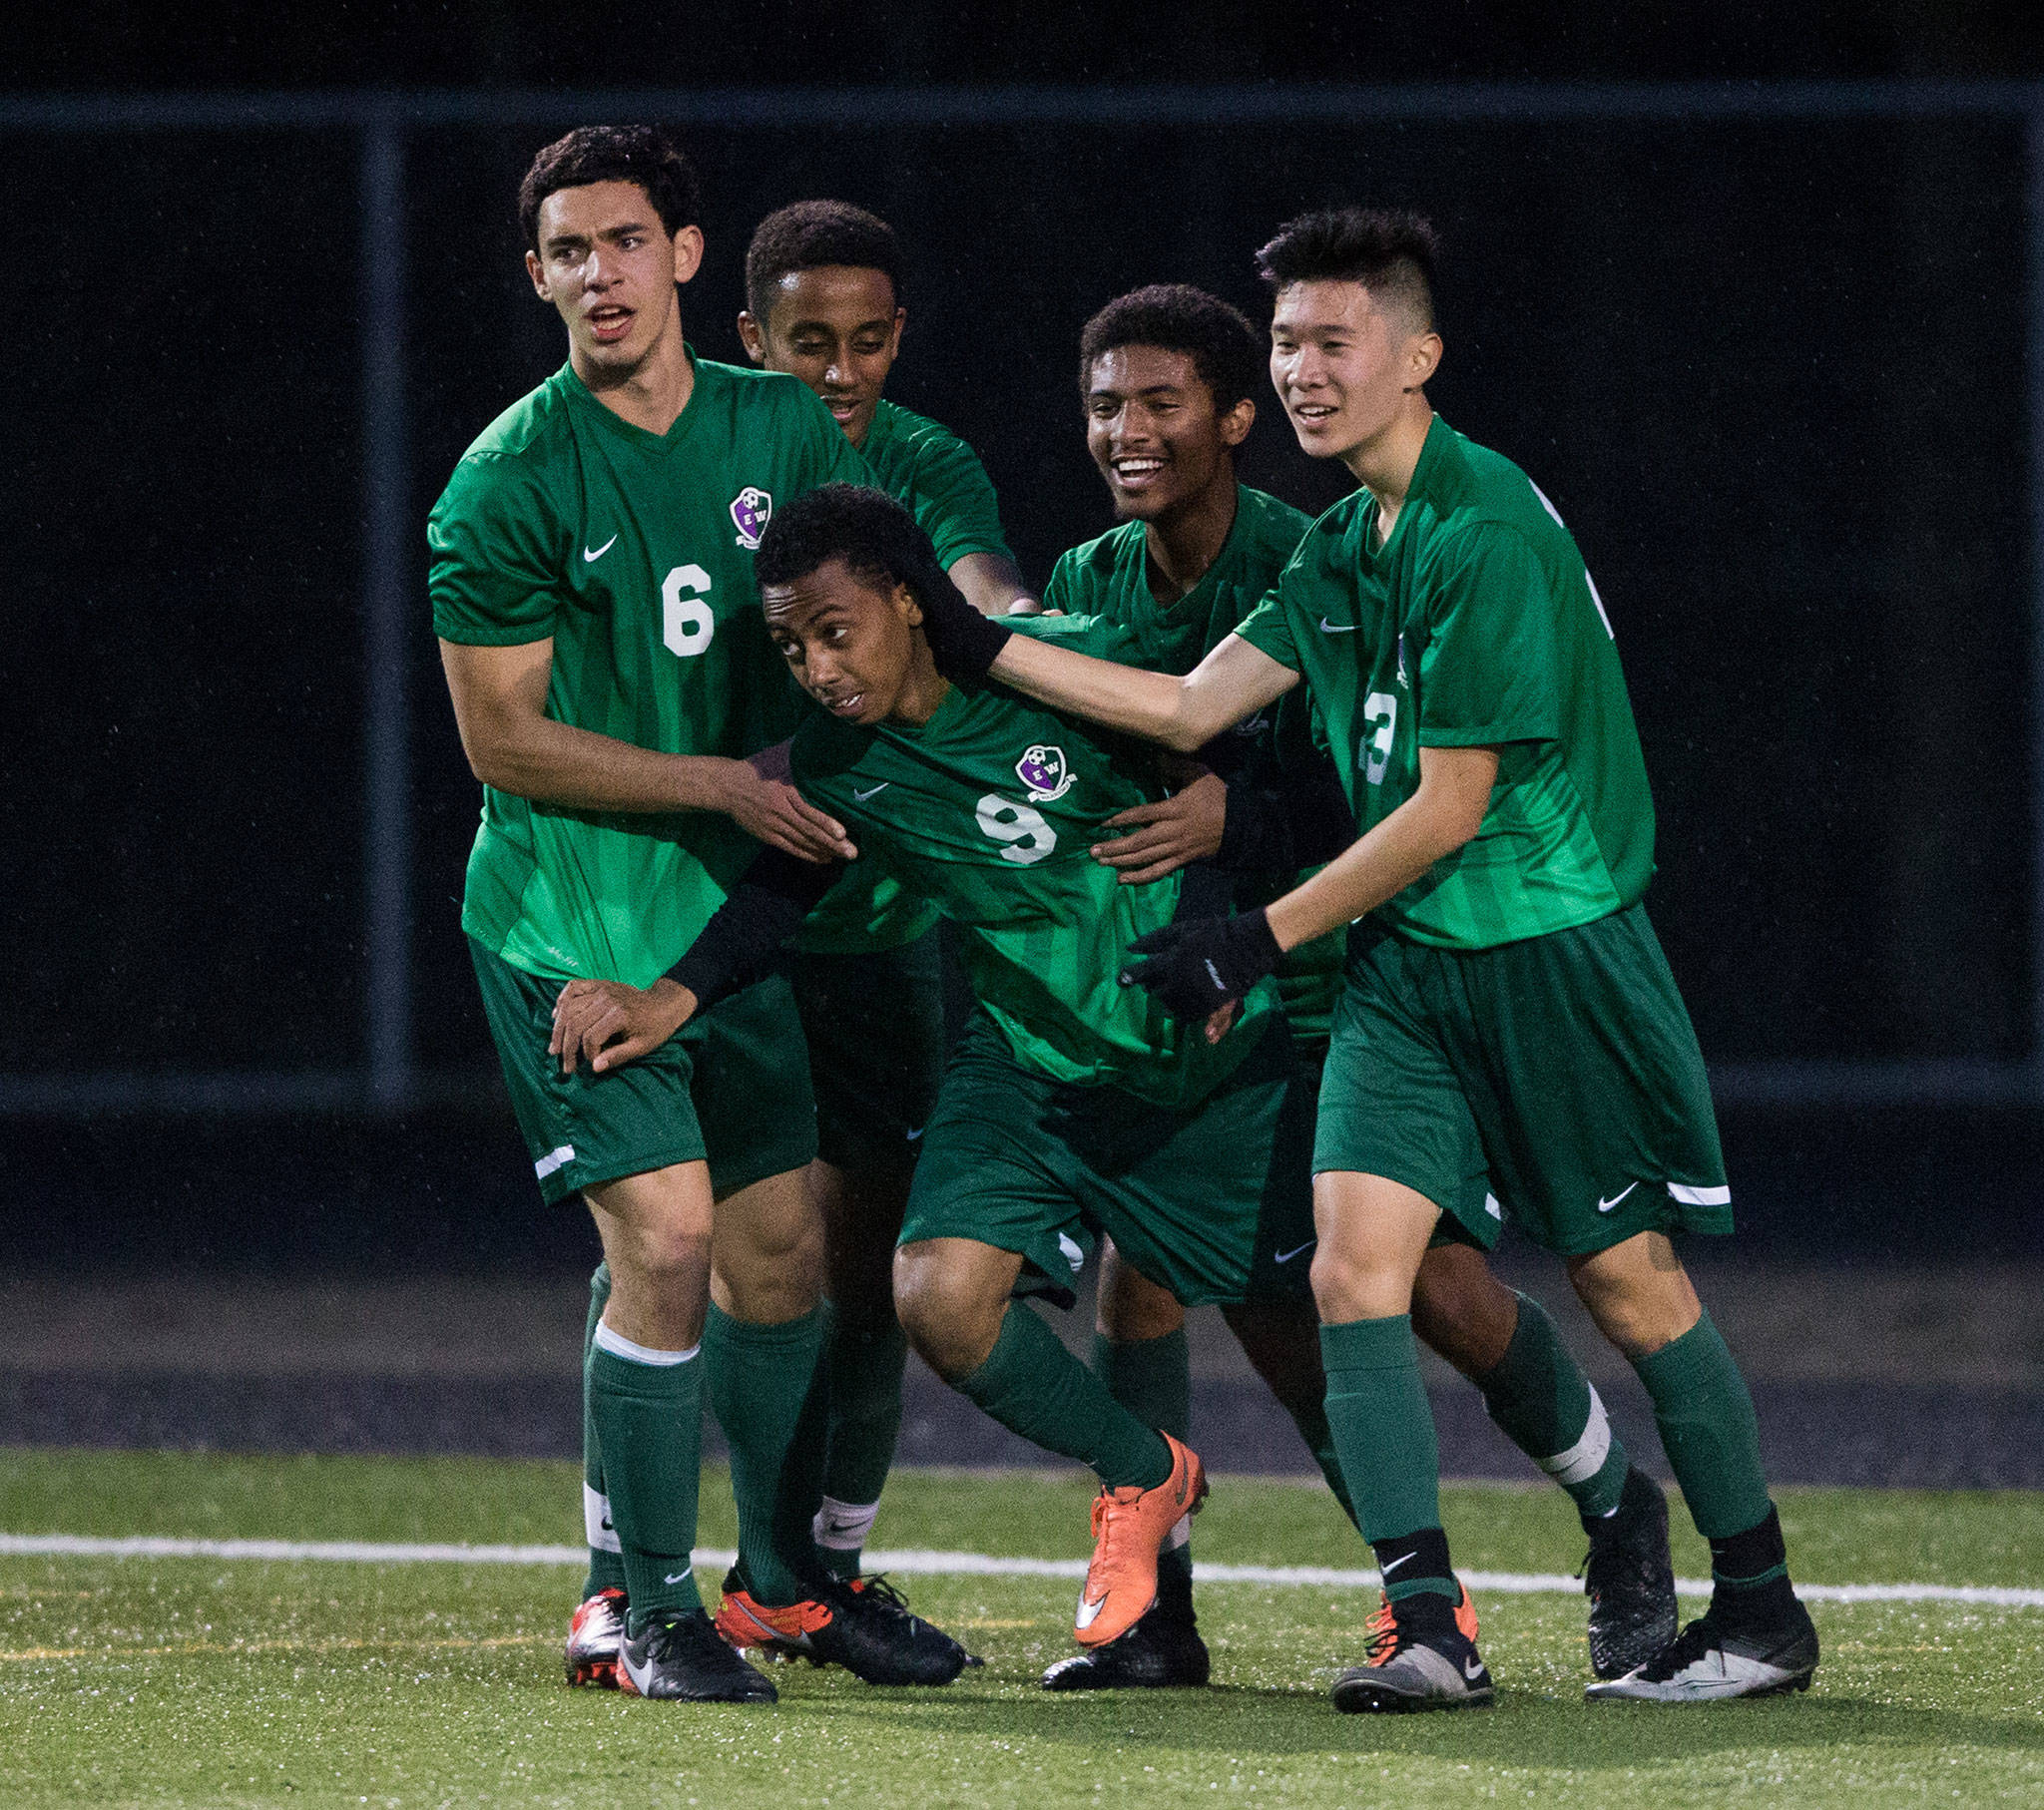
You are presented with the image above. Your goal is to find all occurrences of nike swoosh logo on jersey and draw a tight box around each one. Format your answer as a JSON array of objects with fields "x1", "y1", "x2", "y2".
[
  {"x1": 1275, "y1": 1241, "x2": 1314, "y2": 1264},
  {"x1": 583, "y1": 535, "x2": 618, "y2": 562},
  {"x1": 1318, "y1": 618, "x2": 1359, "y2": 633},
  {"x1": 851, "y1": 782, "x2": 890, "y2": 802},
  {"x1": 1597, "y1": 1182, "x2": 1640, "y2": 1213},
  {"x1": 1075, "y1": 1591, "x2": 1108, "y2": 1629}
]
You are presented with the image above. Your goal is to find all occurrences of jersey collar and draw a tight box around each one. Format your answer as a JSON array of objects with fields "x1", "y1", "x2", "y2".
[{"x1": 559, "y1": 344, "x2": 713, "y2": 454}]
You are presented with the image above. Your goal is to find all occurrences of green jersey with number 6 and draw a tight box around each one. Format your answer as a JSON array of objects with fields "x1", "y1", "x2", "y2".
[
  {"x1": 789, "y1": 616, "x2": 1280, "y2": 1108},
  {"x1": 1043, "y1": 483, "x2": 1343, "y2": 1044},
  {"x1": 1235, "y1": 416, "x2": 1656, "y2": 950},
  {"x1": 430, "y1": 354, "x2": 867, "y2": 986}
]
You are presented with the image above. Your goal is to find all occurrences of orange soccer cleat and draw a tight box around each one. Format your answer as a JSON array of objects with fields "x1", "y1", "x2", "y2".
[{"x1": 1074, "y1": 1433, "x2": 1209, "y2": 1649}]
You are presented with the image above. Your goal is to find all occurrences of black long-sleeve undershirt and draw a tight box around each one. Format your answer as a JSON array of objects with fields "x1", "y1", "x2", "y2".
[{"x1": 665, "y1": 848, "x2": 840, "y2": 1012}]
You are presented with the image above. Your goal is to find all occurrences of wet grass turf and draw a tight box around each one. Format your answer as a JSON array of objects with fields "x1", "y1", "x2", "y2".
[{"x1": 1, "y1": 1449, "x2": 2040, "y2": 1807}]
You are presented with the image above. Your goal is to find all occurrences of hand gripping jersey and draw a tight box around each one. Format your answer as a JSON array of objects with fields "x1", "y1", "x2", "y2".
[
  {"x1": 1236, "y1": 417, "x2": 1657, "y2": 949},
  {"x1": 788, "y1": 617, "x2": 1280, "y2": 1109},
  {"x1": 429, "y1": 354, "x2": 867, "y2": 985}
]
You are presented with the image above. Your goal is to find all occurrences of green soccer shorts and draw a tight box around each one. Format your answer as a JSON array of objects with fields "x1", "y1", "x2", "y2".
[
  {"x1": 900, "y1": 1011, "x2": 1319, "y2": 1311},
  {"x1": 469, "y1": 937, "x2": 816, "y2": 1206},
  {"x1": 1314, "y1": 903, "x2": 1731, "y2": 1257},
  {"x1": 788, "y1": 930, "x2": 947, "y2": 1175}
]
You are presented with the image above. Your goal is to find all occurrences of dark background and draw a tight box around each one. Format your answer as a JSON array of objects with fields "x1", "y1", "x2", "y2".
[{"x1": 7, "y1": 5, "x2": 2044, "y2": 1272}]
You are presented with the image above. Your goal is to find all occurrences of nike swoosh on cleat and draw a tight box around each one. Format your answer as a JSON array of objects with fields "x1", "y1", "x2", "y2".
[
  {"x1": 1463, "y1": 1655, "x2": 1485, "y2": 1681},
  {"x1": 1075, "y1": 1592, "x2": 1107, "y2": 1630},
  {"x1": 1275, "y1": 1241, "x2": 1314, "y2": 1264},
  {"x1": 1597, "y1": 1182, "x2": 1639, "y2": 1213},
  {"x1": 1318, "y1": 618, "x2": 1360, "y2": 633},
  {"x1": 583, "y1": 535, "x2": 618, "y2": 562}
]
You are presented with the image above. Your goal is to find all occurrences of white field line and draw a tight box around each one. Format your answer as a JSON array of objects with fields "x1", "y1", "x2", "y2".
[{"x1": 3, "y1": 1534, "x2": 2042, "y2": 1609}]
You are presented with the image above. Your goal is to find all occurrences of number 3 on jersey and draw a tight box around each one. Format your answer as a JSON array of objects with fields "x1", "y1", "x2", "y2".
[
  {"x1": 662, "y1": 565, "x2": 715, "y2": 658},
  {"x1": 1361, "y1": 691, "x2": 1397, "y2": 785},
  {"x1": 976, "y1": 794, "x2": 1056, "y2": 865}
]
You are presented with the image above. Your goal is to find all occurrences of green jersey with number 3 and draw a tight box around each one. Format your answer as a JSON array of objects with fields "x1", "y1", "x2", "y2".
[
  {"x1": 430, "y1": 354, "x2": 867, "y2": 986},
  {"x1": 1043, "y1": 483, "x2": 1343, "y2": 1043},
  {"x1": 789, "y1": 616, "x2": 1280, "y2": 1107},
  {"x1": 797, "y1": 399, "x2": 1017, "y2": 955},
  {"x1": 1235, "y1": 416, "x2": 1657, "y2": 950}
]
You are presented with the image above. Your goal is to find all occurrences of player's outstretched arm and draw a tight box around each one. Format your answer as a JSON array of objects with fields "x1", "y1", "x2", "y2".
[
  {"x1": 1264, "y1": 743, "x2": 1498, "y2": 949},
  {"x1": 1120, "y1": 745, "x2": 1499, "y2": 1021},
  {"x1": 997, "y1": 630, "x2": 1296, "y2": 752},
  {"x1": 439, "y1": 638, "x2": 855, "y2": 863},
  {"x1": 550, "y1": 845, "x2": 842, "y2": 1074},
  {"x1": 947, "y1": 550, "x2": 1042, "y2": 617}
]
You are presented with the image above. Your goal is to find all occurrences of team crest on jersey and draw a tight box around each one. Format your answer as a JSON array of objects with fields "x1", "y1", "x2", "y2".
[
  {"x1": 1015, "y1": 743, "x2": 1074, "y2": 803},
  {"x1": 731, "y1": 487, "x2": 772, "y2": 550}
]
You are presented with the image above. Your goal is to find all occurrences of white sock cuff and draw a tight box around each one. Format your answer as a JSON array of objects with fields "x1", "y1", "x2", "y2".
[
  {"x1": 583, "y1": 1483, "x2": 622, "y2": 1553},
  {"x1": 1538, "y1": 1383, "x2": 1614, "y2": 1488},
  {"x1": 812, "y1": 1496, "x2": 881, "y2": 1553},
  {"x1": 1164, "y1": 1514, "x2": 1193, "y2": 1552},
  {"x1": 592, "y1": 1320, "x2": 700, "y2": 1366}
]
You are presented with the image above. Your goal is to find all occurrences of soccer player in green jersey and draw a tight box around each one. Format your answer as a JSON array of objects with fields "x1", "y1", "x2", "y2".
[
  {"x1": 1040, "y1": 284, "x2": 1676, "y2": 1690},
  {"x1": 909, "y1": 211, "x2": 1818, "y2": 1710},
  {"x1": 429, "y1": 127, "x2": 965, "y2": 1701},
  {"x1": 731, "y1": 199, "x2": 1035, "y2": 1582}
]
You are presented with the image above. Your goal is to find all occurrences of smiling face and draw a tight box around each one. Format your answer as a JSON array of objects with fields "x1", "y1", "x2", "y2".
[
  {"x1": 740, "y1": 265, "x2": 904, "y2": 448},
  {"x1": 1268, "y1": 279, "x2": 1439, "y2": 465},
  {"x1": 763, "y1": 557, "x2": 933, "y2": 726},
  {"x1": 525, "y1": 180, "x2": 703, "y2": 375},
  {"x1": 1084, "y1": 344, "x2": 1253, "y2": 523}
]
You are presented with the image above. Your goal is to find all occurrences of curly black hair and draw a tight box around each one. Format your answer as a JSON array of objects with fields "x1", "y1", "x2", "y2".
[
  {"x1": 517, "y1": 126, "x2": 701, "y2": 253},
  {"x1": 1077, "y1": 283, "x2": 1264, "y2": 411},
  {"x1": 755, "y1": 484, "x2": 957, "y2": 616},
  {"x1": 745, "y1": 200, "x2": 904, "y2": 321},
  {"x1": 1254, "y1": 208, "x2": 1440, "y2": 331}
]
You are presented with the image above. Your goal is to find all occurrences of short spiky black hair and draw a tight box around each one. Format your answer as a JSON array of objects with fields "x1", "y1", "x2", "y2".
[
  {"x1": 756, "y1": 484, "x2": 956, "y2": 616},
  {"x1": 1077, "y1": 283, "x2": 1264, "y2": 411},
  {"x1": 517, "y1": 126, "x2": 701, "y2": 253},
  {"x1": 1255, "y1": 209, "x2": 1440, "y2": 331},
  {"x1": 745, "y1": 201, "x2": 905, "y2": 321}
]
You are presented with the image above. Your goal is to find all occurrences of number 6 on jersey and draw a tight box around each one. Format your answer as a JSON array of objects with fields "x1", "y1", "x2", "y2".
[{"x1": 662, "y1": 564, "x2": 716, "y2": 658}]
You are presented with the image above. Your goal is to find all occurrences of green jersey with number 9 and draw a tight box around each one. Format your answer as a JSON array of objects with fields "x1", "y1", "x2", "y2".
[
  {"x1": 788, "y1": 615, "x2": 1280, "y2": 1108},
  {"x1": 1235, "y1": 417, "x2": 1657, "y2": 950},
  {"x1": 429, "y1": 354, "x2": 867, "y2": 986}
]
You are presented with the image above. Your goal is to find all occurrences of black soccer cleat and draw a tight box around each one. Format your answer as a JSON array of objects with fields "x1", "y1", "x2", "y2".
[
  {"x1": 716, "y1": 1569, "x2": 975, "y2": 1686},
  {"x1": 1330, "y1": 1586, "x2": 1495, "y2": 1714},
  {"x1": 617, "y1": 1606, "x2": 778, "y2": 1702},
  {"x1": 1042, "y1": 1567, "x2": 1210, "y2": 1690},
  {"x1": 1586, "y1": 1596, "x2": 1819, "y2": 1702},
  {"x1": 1582, "y1": 1466, "x2": 1680, "y2": 1680}
]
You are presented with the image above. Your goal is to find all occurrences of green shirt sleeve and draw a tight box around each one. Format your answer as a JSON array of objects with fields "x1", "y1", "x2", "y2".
[
  {"x1": 1233, "y1": 584, "x2": 1301, "y2": 672},
  {"x1": 1007, "y1": 611, "x2": 1148, "y2": 665},
  {"x1": 1417, "y1": 524, "x2": 1562, "y2": 747},
  {"x1": 427, "y1": 452, "x2": 566, "y2": 646},
  {"x1": 912, "y1": 432, "x2": 1012, "y2": 568},
  {"x1": 1040, "y1": 548, "x2": 1082, "y2": 617}
]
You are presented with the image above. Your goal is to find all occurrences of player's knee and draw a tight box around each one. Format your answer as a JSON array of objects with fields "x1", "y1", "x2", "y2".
[
  {"x1": 1309, "y1": 1241, "x2": 1410, "y2": 1323},
  {"x1": 1568, "y1": 1242, "x2": 1700, "y2": 1359},
  {"x1": 893, "y1": 1243, "x2": 1005, "y2": 1381},
  {"x1": 1096, "y1": 1244, "x2": 1186, "y2": 1342}
]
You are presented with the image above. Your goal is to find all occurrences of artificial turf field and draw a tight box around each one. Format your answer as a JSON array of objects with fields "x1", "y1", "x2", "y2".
[{"x1": 1, "y1": 1450, "x2": 2040, "y2": 1807}]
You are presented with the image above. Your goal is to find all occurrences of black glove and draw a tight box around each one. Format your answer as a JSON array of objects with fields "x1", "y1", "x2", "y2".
[
  {"x1": 915, "y1": 563, "x2": 1013, "y2": 682},
  {"x1": 1118, "y1": 908, "x2": 1282, "y2": 1021}
]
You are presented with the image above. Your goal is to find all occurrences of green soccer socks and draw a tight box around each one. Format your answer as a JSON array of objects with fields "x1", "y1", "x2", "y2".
[
  {"x1": 1477, "y1": 1290, "x2": 1632, "y2": 1526},
  {"x1": 703, "y1": 1300, "x2": 832, "y2": 1609},
  {"x1": 1093, "y1": 1328, "x2": 1195, "y2": 1585},
  {"x1": 814, "y1": 1309, "x2": 910, "y2": 1581},
  {"x1": 1630, "y1": 1311, "x2": 1773, "y2": 1540},
  {"x1": 586, "y1": 1315, "x2": 705, "y2": 1626},
  {"x1": 1321, "y1": 1314, "x2": 1458, "y2": 1604},
  {"x1": 580, "y1": 1263, "x2": 629, "y2": 1599},
  {"x1": 958, "y1": 1305, "x2": 1174, "y2": 1491}
]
